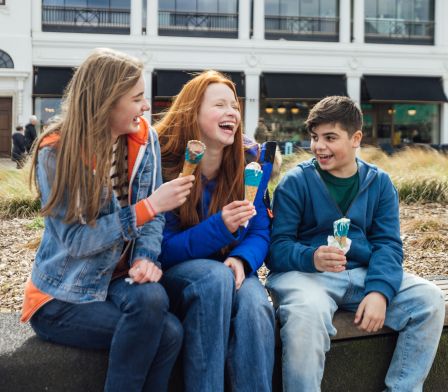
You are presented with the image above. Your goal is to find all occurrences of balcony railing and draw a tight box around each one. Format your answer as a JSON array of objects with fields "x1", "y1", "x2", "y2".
[
  {"x1": 159, "y1": 10, "x2": 238, "y2": 38},
  {"x1": 265, "y1": 16, "x2": 339, "y2": 41},
  {"x1": 365, "y1": 18, "x2": 434, "y2": 45},
  {"x1": 42, "y1": 5, "x2": 130, "y2": 34}
]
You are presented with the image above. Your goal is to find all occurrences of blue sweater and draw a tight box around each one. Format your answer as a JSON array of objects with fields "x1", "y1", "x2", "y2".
[
  {"x1": 159, "y1": 174, "x2": 271, "y2": 274},
  {"x1": 268, "y1": 158, "x2": 403, "y2": 304}
]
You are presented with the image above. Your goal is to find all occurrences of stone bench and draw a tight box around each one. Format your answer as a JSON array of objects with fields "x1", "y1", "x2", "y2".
[{"x1": 1, "y1": 278, "x2": 447, "y2": 392}]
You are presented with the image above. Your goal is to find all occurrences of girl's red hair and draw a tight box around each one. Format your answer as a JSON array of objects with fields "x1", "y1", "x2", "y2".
[{"x1": 156, "y1": 70, "x2": 244, "y2": 229}]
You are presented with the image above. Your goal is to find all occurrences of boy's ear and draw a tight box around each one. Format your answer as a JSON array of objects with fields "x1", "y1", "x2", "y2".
[{"x1": 352, "y1": 130, "x2": 363, "y2": 148}]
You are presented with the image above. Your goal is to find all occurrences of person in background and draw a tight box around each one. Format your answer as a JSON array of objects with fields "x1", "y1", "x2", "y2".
[
  {"x1": 25, "y1": 115, "x2": 38, "y2": 153},
  {"x1": 156, "y1": 70, "x2": 275, "y2": 392},
  {"x1": 254, "y1": 117, "x2": 271, "y2": 143},
  {"x1": 12, "y1": 125, "x2": 26, "y2": 169},
  {"x1": 21, "y1": 48, "x2": 195, "y2": 392}
]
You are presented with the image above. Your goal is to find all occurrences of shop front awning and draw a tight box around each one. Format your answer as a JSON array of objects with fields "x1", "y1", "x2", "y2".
[
  {"x1": 262, "y1": 73, "x2": 347, "y2": 99},
  {"x1": 153, "y1": 70, "x2": 245, "y2": 98},
  {"x1": 34, "y1": 67, "x2": 75, "y2": 96},
  {"x1": 362, "y1": 75, "x2": 447, "y2": 102}
]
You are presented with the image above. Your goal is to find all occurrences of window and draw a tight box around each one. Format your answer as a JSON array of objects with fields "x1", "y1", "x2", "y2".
[
  {"x1": 265, "y1": 0, "x2": 339, "y2": 41},
  {"x1": 158, "y1": 0, "x2": 238, "y2": 38},
  {"x1": 0, "y1": 50, "x2": 13, "y2": 68},
  {"x1": 364, "y1": 0, "x2": 435, "y2": 45}
]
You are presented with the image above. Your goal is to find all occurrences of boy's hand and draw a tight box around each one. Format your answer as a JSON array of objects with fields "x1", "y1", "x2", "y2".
[
  {"x1": 354, "y1": 292, "x2": 387, "y2": 333},
  {"x1": 313, "y1": 245, "x2": 346, "y2": 273},
  {"x1": 222, "y1": 200, "x2": 255, "y2": 233}
]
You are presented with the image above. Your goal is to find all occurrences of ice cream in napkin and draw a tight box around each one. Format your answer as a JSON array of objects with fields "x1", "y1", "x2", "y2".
[
  {"x1": 327, "y1": 217, "x2": 352, "y2": 253},
  {"x1": 180, "y1": 140, "x2": 206, "y2": 176}
]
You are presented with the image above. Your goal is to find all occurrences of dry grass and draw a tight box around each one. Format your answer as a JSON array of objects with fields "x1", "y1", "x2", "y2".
[
  {"x1": 271, "y1": 146, "x2": 448, "y2": 204},
  {"x1": 0, "y1": 161, "x2": 39, "y2": 218},
  {"x1": 402, "y1": 218, "x2": 446, "y2": 233},
  {"x1": 409, "y1": 232, "x2": 447, "y2": 251}
]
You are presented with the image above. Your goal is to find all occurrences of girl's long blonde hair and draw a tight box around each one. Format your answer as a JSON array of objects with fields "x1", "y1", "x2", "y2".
[
  {"x1": 31, "y1": 48, "x2": 144, "y2": 225},
  {"x1": 156, "y1": 70, "x2": 245, "y2": 229}
]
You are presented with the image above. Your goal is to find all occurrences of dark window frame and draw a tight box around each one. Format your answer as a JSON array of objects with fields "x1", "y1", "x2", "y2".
[{"x1": 0, "y1": 50, "x2": 14, "y2": 69}]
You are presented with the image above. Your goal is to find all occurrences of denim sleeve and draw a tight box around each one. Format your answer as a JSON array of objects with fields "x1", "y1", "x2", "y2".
[
  {"x1": 131, "y1": 133, "x2": 165, "y2": 265},
  {"x1": 364, "y1": 173, "x2": 403, "y2": 304},
  {"x1": 159, "y1": 210, "x2": 236, "y2": 269},
  {"x1": 37, "y1": 148, "x2": 140, "y2": 259},
  {"x1": 228, "y1": 176, "x2": 271, "y2": 273},
  {"x1": 268, "y1": 169, "x2": 318, "y2": 273}
]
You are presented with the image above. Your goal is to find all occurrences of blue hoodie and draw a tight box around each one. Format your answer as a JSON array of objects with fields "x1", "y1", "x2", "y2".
[
  {"x1": 159, "y1": 142, "x2": 273, "y2": 274},
  {"x1": 268, "y1": 158, "x2": 403, "y2": 305}
]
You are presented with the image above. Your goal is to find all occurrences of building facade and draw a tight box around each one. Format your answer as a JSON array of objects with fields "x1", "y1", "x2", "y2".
[{"x1": 1, "y1": 0, "x2": 448, "y2": 157}]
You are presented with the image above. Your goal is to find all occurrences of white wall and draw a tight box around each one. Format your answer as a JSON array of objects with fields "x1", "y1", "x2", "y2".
[
  {"x1": 2, "y1": 0, "x2": 448, "y2": 142},
  {"x1": 0, "y1": 0, "x2": 33, "y2": 126}
]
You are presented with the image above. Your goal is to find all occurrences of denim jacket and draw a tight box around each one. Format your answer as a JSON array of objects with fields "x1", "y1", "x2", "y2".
[{"x1": 31, "y1": 118, "x2": 165, "y2": 303}]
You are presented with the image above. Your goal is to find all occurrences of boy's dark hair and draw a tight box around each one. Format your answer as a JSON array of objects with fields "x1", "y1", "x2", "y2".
[
  {"x1": 306, "y1": 96, "x2": 363, "y2": 136},
  {"x1": 15, "y1": 125, "x2": 24, "y2": 131}
]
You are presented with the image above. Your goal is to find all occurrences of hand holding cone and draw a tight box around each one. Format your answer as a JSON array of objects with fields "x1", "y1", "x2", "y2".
[{"x1": 180, "y1": 140, "x2": 206, "y2": 177}]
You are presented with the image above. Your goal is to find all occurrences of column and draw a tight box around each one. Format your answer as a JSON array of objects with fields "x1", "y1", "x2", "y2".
[
  {"x1": 131, "y1": 0, "x2": 143, "y2": 36},
  {"x1": 252, "y1": 0, "x2": 265, "y2": 40},
  {"x1": 16, "y1": 78, "x2": 25, "y2": 127},
  {"x1": 32, "y1": 0, "x2": 42, "y2": 34},
  {"x1": 147, "y1": 0, "x2": 159, "y2": 37},
  {"x1": 353, "y1": 0, "x2": 364, "y2": 44},
  {"x1": 434, "y1": 0, "x2": 448, "y2": 47},
  {"x1": 339, "y1": 0, "x2": 351, "y2": 43},
  {"x1": 144, "y1": 69, "x2": 153, "y2": 125},
  {"x1": 346, "y1": 74, "x2": 361, "y2": 104},
  {"x1": 238, "y1": 0, "x2": 250, "y2": 40},
  {"x1": 440, "y1": 76, "x2": 448, "y2": 144},
  {"x1": 244, "y1": 71, "x2": 261, "y2": 138}
]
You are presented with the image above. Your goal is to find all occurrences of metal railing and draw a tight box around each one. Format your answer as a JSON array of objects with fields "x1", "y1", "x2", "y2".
[
  {"x1": 159, "y1": 10, "x2": 238, "y2": 37},
  {"x1": 265, "y1": 15, "x2": 339, "y2": 41},
  {"x1": 365, "y1": 18, "x2": 434, "y2": 44},
  {"x1": 42, "y1": 5, "x2": 130, "y2": 34}
]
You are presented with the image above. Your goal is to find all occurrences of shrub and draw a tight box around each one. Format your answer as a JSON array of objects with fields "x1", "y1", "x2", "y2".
[{"x1": 0, "y1": 198, "x2": 41, "y2": 219}]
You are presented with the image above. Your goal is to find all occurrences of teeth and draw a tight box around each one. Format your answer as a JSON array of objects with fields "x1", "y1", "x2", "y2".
[{"x1": 219, "y1": 122, "x2": 234, "y2": 128}]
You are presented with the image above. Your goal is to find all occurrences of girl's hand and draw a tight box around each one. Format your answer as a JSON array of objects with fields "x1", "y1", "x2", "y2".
[
  {"x1": 129, "y1": 259, "x2": 162, "y2": 283},
  {"x1": 222, "y1": 200, "x2": 255, "y2": 233},
  {"x1": 148, "y1": 175, "x2": 194, "y2": 213},
  {"x1": 224, "y1": 257, "x2": 246, "y2": 290},
  {"x1": 313, "y1": 245, "x2": 347, "y2": 273}
]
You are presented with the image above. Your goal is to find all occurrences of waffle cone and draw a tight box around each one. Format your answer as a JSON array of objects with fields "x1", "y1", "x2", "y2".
[
  {"x1": 181, "y1": 161, "x2": 198, "y2": 177},
  {"x1": 335, "y1": 236, "x2": 347, "y2": 247},
  {"x1": 245, "y1": 185, "x2": 258, "y2": 203}
]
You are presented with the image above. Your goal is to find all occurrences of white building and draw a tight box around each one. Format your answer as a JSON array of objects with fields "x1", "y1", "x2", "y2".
[{"x1": 1, "y1": 0, "x2": 448, "y2": 157}]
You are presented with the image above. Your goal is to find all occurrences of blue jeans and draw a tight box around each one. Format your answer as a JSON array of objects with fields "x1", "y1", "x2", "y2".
[
  {"x1": 266, "y1": 268, "x2": 445, "y2": 392},
  {"x1": 162, "y1": 259, "x2": 275, "y2": 392},
  {"x1": 30, "y1": 278, "x2": 183, "y2": 392}
]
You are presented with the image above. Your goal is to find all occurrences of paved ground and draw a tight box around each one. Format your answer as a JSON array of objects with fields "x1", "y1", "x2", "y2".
[{"x1": 0, "y1": 157, "x2": 19, "y2": 170}]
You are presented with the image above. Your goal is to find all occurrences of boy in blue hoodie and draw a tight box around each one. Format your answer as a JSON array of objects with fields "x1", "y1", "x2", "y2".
[{"x1": 266, "y1": 96, "x2": 445, "y2": 391}]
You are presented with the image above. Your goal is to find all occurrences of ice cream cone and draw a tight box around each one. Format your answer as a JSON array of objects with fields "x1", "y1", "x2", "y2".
[
  {"x1": 245, "y1": 185, "x2": 259, "y2": 204},
  {"x1": 333, "y1": 218, "x2": 350, "y2": 248},
  {"x1": 180, "y1": 140, "x2": 206, "y2": 177},
  {"x1": 244, "y1": 162, "x2": 263, "y2": 203},
  {"x1": 181, "y1": 161, "x2": 198, "y2": 176}
]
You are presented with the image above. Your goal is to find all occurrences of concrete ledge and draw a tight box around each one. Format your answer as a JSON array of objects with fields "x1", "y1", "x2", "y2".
[
  {"x1": 1, "y1": 279, "x2": 447, "y2": 391},
  {"x1": 0, "y1": 313, "x2": 107, "y2": 392}
]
